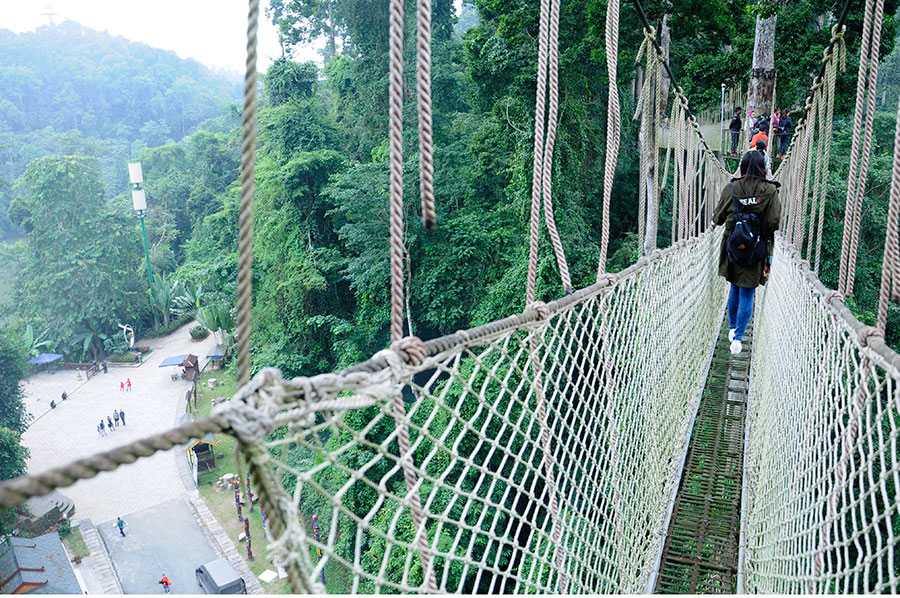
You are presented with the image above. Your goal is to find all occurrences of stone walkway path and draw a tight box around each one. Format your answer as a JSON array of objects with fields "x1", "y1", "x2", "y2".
[
  {"x1": 77, "y1": 519, "x2": 124, "y2": 594},
  {"x1": 21, "y1": 320, "x2": 217, "y2": 524}
]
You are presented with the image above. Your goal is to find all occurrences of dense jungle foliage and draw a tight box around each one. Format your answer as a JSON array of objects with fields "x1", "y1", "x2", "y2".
[
  {"x1": 1, "y1": 0, "x2": 900, "y2": 549},
  {"x1": 0, "y1": 20, "x2": 240, "y2": 237}
]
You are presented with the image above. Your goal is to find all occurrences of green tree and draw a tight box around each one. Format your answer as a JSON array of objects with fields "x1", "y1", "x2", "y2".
[{"x1": 10, "y1": 156, "x2": 144, "y2": 360}]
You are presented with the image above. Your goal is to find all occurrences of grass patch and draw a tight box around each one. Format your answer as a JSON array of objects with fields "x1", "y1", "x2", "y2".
[
  {"x1": 61, "y1": 525, "x2": 90, "y2": 560},
  {"x1": 192, "y1": 368, "x2": 350, "y2": 594}
]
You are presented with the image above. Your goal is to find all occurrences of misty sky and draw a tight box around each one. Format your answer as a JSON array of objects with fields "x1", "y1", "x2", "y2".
[{"x1": 0, "y1": 0, "x2": 310, "y2": 75}]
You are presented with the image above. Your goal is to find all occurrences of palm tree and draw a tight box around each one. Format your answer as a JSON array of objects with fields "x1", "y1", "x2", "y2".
[{"x1": 149, "y1": 274, "x2": 179, "y2": 328}]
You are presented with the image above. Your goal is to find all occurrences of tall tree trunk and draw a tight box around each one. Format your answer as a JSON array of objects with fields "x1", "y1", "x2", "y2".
[
  {"x1": 748, "y1": 15, "x2": 777, "y2": 126},
  {"x1": 326, "y1": 1, "x2": 336, "y2": 64},
  {"x1": 659, "y1": 15, "x2": 671, "y2": 116}
]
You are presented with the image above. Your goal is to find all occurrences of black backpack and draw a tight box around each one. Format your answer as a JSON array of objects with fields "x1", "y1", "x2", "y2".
[{"x1": 726, "y1": 183, "x2": 767, "y2": 267}]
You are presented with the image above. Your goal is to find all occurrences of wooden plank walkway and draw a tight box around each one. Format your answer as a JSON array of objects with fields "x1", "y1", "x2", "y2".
[{"x1": 654, "y1": 317, "x2": 751, "y2": 594}]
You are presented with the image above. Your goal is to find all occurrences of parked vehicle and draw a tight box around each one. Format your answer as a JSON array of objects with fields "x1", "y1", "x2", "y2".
[{"x1": 195, "y1": 558, "x2": 246, "y2": 594}]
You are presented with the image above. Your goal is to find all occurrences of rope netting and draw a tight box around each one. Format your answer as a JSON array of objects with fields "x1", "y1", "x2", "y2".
[
  {"x1": 742, "y1": 237, "x2": 900, "y2": 593},
  {"x1": 226, "y1": 231, "x2": 727, "y2": 593}
]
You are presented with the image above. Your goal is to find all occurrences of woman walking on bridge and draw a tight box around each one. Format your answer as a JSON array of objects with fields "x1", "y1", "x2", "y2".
[{"x1": 713, "y1": 151, "x2": 781, "y2": 355}]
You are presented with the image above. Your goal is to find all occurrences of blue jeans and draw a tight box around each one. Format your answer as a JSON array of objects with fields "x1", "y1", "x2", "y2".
[{"x1": 728, "y1": 283, "x2": 756, "y2": 341}]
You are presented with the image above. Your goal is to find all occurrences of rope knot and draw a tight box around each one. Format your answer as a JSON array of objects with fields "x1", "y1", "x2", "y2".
[
  {"x1": 824, "y1": 290, "x2": 844, "y2": 304},
  {"x1": 454, "y1": 329, "x2": 472, "y2": 344},
  {"x1": 528, "y1": 301, "x2": 551, "y2": 321},
  {"x1": 600, "y1": 273, "x2": 617, "y2": 287},
  {"x1": 219, "y1": 402, "x2": 275, "y2": 445},
  {"x1": 857, "y1": 325, "x2": 884, "y2": 348},
  {"x1": 391, "y1": 336, "x2": 428, "y2": 367}
]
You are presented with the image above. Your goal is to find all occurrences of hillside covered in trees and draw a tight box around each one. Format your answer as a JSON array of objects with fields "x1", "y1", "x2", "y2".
[{"x1": 0, "y1": 20, "x2": 240, "y2": 237}]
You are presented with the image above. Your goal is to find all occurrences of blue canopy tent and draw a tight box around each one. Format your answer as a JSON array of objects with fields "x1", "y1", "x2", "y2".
[
  {"x1": 27, "y1": 353, "x2": 63, "y2": 365},
  {"x1": 159, "y1": 354, "x2": 187, "y2": 368}
]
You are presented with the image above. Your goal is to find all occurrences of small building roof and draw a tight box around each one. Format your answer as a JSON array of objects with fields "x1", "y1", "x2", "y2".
[
  {"x1": 159, "y1": 354, "x2": 187, "y2": 367},
  {"x1": 0, "y1": 533, "x2": 80, "y2": 595},
  {"x1": 178, "y1": 413, "x2": 218, "y2": 452},
  {"x1": 26, "y1": 354, "x2": 63, "y2": 365}
]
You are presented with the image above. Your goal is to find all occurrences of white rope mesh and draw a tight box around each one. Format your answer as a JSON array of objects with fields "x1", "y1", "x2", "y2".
[
  {"x1": 229, "y1": 232, "x2": 727, "y2": 593},
  {"x1": 743, "y1": 235, "x2": 900, "y2": 593}
]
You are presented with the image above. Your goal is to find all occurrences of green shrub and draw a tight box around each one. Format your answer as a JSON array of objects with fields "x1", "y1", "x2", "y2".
[
  {"x1": 190, "y1": 325, "x2": 209, "y2": 340},
  {"x1": 107, "y1": 352, "x2": 138, "y2": 363}
]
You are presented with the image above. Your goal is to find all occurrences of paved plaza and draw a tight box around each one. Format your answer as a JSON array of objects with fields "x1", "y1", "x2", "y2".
[
  {"x1": 21, "y1": 320, "x2": 218, "y2": 524},
  {"x1": 99, "y1": 497, "x2": 217, "y2": 594}
]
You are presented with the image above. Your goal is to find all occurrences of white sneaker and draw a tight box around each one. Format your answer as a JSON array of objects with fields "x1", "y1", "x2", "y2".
[
  {"x1": 730, "y1": 340, "x2": 742, "y2": 355},
  {"x1": 729, "y1": 329, "x2": 736, "y2": 342}
]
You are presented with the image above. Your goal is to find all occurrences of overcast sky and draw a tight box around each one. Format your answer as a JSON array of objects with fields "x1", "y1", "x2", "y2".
[{"x1": 0, "y1": 0, "x2": 314, "y2": 75}]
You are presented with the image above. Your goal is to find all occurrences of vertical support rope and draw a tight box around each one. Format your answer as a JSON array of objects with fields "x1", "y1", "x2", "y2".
[
  {"x1": 387, "y1": 0, "x2": 438, "y2": 590},
  {"x1": 540, "y1": 0, "x2": 573, "y2": 293},
  {"x1": 526, "y1": 0, "x2": 551, "y2": 306},
  {"x1": 236, "y1": 0, "x2": 258, "y2": 388},
  {"x1": 235, "y1": 0, "x2": 259, "y2": 543},
  {"x1": 416, "y1": 0, "x2": 436, "y2": 229},
  {"x1": 388, "y1": 0, "x2": 406, "y2": 342},
  {"x1": 877, "y1": 93, "x2": 900, "y2": 332},
  {"x1": 597, "y1": 0, "x2": 621, "y2": 275},
  {"x1": 844, "y1": 0, "x2": 885, "y2": 295},
  {"x1": 815, "y1": 27, "x2": 846, "y2": 272},
  {"x1": 839, "y1": 0, "x2": 877, "y2": 293}
]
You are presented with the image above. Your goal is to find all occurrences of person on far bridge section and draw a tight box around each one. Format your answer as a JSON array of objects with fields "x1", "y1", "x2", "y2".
[
  {"x1": 729, "y1": 107, "x2": 743, "y2": 156},
  {"x1": 712, "y1": 151, "x2": 781, "y2": 356},
  {"x1": 750, "y1": 126, "x2": 768, "y2": 152},
  {"x1": 778, "y1": 110, "x2": 793, "y2": 158},
  {"x1": 754, "y1": 138, "x2": 770, "y2": 171}
]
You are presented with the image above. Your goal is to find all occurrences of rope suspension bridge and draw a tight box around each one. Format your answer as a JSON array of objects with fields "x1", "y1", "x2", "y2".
[{"x1": 3, "y1": 0, "x2": 900, "y2": 593}]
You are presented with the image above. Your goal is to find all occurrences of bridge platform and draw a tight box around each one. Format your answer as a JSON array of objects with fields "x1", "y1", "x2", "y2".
[{"x1": 654, "y1": 317, "x2": 751, "y2": 593}]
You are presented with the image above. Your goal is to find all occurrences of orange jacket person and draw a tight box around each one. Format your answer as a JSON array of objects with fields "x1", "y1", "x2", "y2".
[
  {"x1": 159, "y1": 574, "x2": 171, "y2": 594},
  {"x1": 750, "y1": 129, "x2": 768, "y2": 150}
]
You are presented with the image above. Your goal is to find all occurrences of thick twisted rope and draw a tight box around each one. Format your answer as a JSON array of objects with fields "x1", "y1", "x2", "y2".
[
  {"x1": 839, "y1": 0, "x2": 879, "y2": 294},
  {"x1": 0, "y1": 414, "x2": 233, "y2": 507},
  {"x1": 417, "y1": 0, "x2": 435, "y2": 229},
  {"x1": 388, "y1": 0, "x2": 406, "y2": 342},
  {"x1": 540, "y1": 0, "x2": 573, "y2": 294},
  {"x1": 385, "y1": 1, "x2": 437, "y2": 589},
  {"x1": 844, "y1": 0, "x2": 885, "y2": 295},
  {"x1": 597, "y1": 0, "x2": 620, "y2": 275},
  {"x1": 526, "y1": 0, "x2": 552, "y2": 305},
  {"x1": 815, "y1": 26, "x2": 846, "y2": 272},
  {"x1": 236, "y1": 0, "x2": 258, "y2": 387},
  {"x1": 877, "y1": 93, "x2": 900, "y2": 332}
]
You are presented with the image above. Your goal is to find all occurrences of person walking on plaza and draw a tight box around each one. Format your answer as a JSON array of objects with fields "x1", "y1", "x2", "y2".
[
  {"x1": 99, "y1": 420, "x2": 106, "y2": 436},
  {"x1": 126, "y1": 378, "x2": 132, "y2": 392},
  {"x1": 729, "y1": 107, "x2": 743, "y2": 156},
  {"x1": 107, "y1": 415, "x2": 114, "y2": 431},
  {"x1": 97, "y1": 424, "x2": 103, "y2": 437},
  {"x1": 159, "y1": 574, "x2": 171, "y2": 594},
  {"x1": 119, "y1": 409, "x2": 126, "y2": 426},
  {"x1": 120, "y1": 381, "x2": 124, "y2": 392},
  {"x1": 712, "y1": 151, "x2": 781, "y2": 355},
  {"x1": 116, "y1": 517, "x2": 126, "y2": 537},
  {"x1": 113, "y1": 410, "x2": 120, "y2": 428}
]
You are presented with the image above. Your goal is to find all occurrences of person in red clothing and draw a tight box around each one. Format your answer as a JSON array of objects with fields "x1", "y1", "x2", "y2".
[
  {"x1": 159, "y1": 574, "x2": 171, "y2": 594},
  {"x1": 750, "y1": 128, "x2": 769, "y2": 151},
  {"x1": 120, "y1": 381, "x2": 124, "y2": 391},
  {"x1": 126, "y1": 378, "x2": 132, "y2": 392}
]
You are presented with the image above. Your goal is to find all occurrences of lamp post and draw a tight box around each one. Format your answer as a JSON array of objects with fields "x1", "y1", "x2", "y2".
[
  {"x1": 720, "y1": 83, "x2": 726, "y2": 156},
  {"x1": 128, "y1": 161, "x2": 154, "y2": 290}
]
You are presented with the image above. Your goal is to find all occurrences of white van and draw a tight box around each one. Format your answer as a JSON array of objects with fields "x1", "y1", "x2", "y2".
[{"x1": 195, "y1": 557, "x2": 247, "y2": 594}]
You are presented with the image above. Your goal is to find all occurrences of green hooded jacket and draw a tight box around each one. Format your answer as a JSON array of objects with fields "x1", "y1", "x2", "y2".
[{"x1": 713, "y1": 176, "x2": 782, "y2": 289}]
